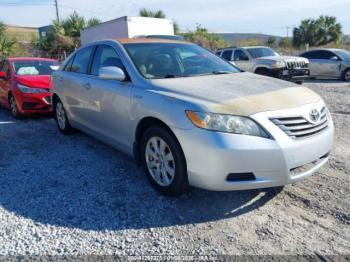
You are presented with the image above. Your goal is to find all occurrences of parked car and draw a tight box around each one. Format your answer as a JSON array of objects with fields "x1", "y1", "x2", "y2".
[
  {"x1": 0, "y1": 57, "x2": 60, "y2": 118},
  {"x1": 299, "y1": 48, "x2": 350, "y2": 81},
  {"x1": 52, "y1": 39, "x2": 333, "y2": 196},
  {"x1": 216, "y1": 46, "x2": 310, "y2": 83}
]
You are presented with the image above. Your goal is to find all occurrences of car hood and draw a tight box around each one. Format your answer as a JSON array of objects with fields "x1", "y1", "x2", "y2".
[
  {"x1": 13, "y1": 75, "x2": 52, "y2": 88},
  {"x1": 256, "y1": 56, "x2": 308, "y2": 63},
  {"x1": 150, "y1": 72, "x2": 321, "y2": 116}
]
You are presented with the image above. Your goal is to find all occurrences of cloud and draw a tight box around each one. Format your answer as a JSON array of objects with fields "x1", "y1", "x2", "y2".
[{"x1": 1, "y1": 0, "x2": 349, "y2": 35}]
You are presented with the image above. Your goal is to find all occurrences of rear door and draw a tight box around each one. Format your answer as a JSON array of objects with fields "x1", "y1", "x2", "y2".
[{"x1": 58, "y1": 45, "x2": 96, "y2": 126}]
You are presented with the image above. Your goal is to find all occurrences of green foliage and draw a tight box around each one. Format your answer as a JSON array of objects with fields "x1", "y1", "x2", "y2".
[
  {"x1": 139, "y1": 8, "x2": 166, "y2": 18},
  {"x1": 87, "y1": 18, "x2": 102, "y2": 27},
  {"x1": 182, "y1": 24, "x2": 227, "y2": 50},
  {"x1": 0, "y1": 21, "x2": 17, "y2": 58},
  {"x1": 34, "y1": 12, "x2": 101, "y2": 59},
  {"x1": 279, "y1": 37, "x2": 292, "y2": 48},
  {"x1": 266, "y1": 36, "x2": 277, "y2": 47},
  {"x1": 293, "y1": 15, "x2": 342, "y2": 47},
  {"x1": 235, "y1": 38, "x2": 264, "y2": 47},
  {"x1": 139, "y1": 8, "x2": 180, "y2": 35}
]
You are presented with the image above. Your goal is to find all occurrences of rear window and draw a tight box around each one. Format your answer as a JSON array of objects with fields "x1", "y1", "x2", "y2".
[
  {"x1": 70, "y1": 46, "x2": 95, "y2": 74},
  {"x1": 12, "y1": 60, "x2": 60, "y2": 76}
]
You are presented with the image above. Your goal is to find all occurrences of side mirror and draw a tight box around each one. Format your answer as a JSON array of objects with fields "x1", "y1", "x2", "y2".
[
  {"x1": 98, "y1": 66, "x2": 126, "y2": 81},
  {"x1": 0, "y1": 71, "x2": 6, "y2": 79},
  {"x1": 330, "y1": 56, "x2": 340, "y2": 61}
]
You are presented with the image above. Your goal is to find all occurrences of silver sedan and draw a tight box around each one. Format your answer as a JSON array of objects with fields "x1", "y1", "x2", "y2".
[
  {"x1": 52, "y1": 38, "x2": 333, "y2": 196},
  {"x1": 300, "y1": 48, "x2": 350, "y2": 81}
]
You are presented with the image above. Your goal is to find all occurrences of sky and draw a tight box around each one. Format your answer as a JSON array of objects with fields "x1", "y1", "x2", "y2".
[{"x1": 0, "y1": 0, "x2": 349, "y2": 36}]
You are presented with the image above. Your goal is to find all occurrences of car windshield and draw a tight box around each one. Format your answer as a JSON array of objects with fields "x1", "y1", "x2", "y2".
[
  {"x1": 123, "y1": 43, "x2": 240, "y2": 79},
  {"x1": 246, "y1": 47, "x2": 279, "y2": 58},
  {"x1": 12, "y1": 60, "x2": 60, "y2": 76},
  {"x1": 333, "y1": 49, "x2": 350, "y2": 59}
]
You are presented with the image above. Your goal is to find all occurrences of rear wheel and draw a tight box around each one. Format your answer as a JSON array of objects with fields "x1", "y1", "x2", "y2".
[
  {"x1": 140, "y1": 126, "x2": 190, "y2": 196},
  {"x1": 54, "y1": 98, "x2": 74, "y2": 134},
  {"x1": 8, "y1": 94, "x2": 21, "y2": 119},
  {"x1": 343, "y1": 68, "x2": 350, "y2": 82}
]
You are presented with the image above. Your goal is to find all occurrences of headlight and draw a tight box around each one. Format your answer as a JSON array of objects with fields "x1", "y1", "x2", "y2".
[
  {"x1": 271, "y1": 61, "x2": 285, "y2": 69},
  {"x1": 17, "y1": 84, "x2": 48, "y2": 94},
  {"x1": 186, "y1": 111, "x2": 270, "y2": 138}
]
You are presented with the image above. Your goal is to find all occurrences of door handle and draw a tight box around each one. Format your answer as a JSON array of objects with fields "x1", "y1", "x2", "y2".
[
  {"x1": 83, "y1": 83, "x2": 91, "y2": 90},
  {"x1": 57, "y1": 76, "x2": 63, "y2": 82}
]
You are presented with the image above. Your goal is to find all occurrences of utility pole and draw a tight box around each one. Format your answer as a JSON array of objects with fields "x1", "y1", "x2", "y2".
[{"x1": 54, "y1": 0, "x2": 60, "y2": 23}]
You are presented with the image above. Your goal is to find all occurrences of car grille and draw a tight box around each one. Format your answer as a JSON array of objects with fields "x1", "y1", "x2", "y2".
[
  {"x1": 270, "y1": 107, "x2": 328, "y2": 139},
  {"x1": 285, "y1": 61, "x2": 308, "y2": 69}
]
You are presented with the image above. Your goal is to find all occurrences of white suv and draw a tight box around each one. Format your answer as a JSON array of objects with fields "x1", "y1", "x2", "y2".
[{"x1": 217, "y1": 46, "x2": 310, "y2": 83}]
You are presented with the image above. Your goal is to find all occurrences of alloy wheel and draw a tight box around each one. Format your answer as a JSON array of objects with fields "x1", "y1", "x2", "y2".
[
  {"x1": 9, "y1": 96, "x2": 17, "y2": 117},
  {"x1": 345, "y1": 70, "x2": 350, "y2": 82},
  {"x1": 145, "y1": 136, "x2": 176, "y2": 186},
  {"x1": 56, "y1": 102, "x2": 66, "y2": 130}
]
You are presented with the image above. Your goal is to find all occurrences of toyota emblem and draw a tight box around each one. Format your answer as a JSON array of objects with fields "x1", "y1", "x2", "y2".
[{"x1": 309, "y1": 109, "x2": 320, "y2": 123}]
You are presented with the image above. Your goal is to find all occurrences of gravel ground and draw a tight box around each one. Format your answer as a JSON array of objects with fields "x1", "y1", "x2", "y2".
[{"x1": 0, "y1": 80, "x2": 349, "y2": 257}]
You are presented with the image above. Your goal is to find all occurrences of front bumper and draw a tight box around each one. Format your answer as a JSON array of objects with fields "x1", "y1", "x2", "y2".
[
  {"x1": 272, "y1": 68, "x2": 310, "y2": 81},
  {"x1": 13, "y1": 89, "x2": 52, "y2": 115},
  {"x1": 172, "y1": 101, "x2": 333, "y2": 191}
]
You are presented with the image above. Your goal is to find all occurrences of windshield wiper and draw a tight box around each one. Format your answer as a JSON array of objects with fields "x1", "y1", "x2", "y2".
[
  {"x1": 163, "y1": 74, "x2": 189, "y2": 78},
  {"x1": 212, "y1": 70, "x2": 232, "y2": 75}
]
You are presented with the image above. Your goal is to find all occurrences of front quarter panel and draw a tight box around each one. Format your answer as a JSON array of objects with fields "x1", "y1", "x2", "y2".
[{"x1": 130, "y1": 83, "x2": 198, "y2": 134}]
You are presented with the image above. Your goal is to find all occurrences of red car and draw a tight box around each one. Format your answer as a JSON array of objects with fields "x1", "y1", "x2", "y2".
[{"x1": 0, "y1": 57, "x2": 60, "y2": 118}]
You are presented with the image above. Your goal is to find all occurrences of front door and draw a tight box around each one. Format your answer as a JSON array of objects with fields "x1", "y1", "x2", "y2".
[{"x1": 84, "y1": 44, "x2": 132, "y2": 149}]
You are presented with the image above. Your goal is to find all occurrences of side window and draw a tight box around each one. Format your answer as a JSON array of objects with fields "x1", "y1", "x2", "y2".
[
  {"x1": 216, "y1": 51, "x2": 222, "y2": 56},
  {"x1": 91, "y1": 45, "x2": 124, "y2": 76},
  {"x1": 300, "y1": 51, "x2": 313, "y2": 59},
  {"x1": 234, "y1": 50, "x2": 249, "y2": 61},
  {"x1": 222, "y1": 50, "x2": 233, "y2": 61},
  {"x1": 63, "y1": 55, "x2": 75, "y2": 72},
  {"x1": 317, "y1": 51, "x2": 334, "y2": 60},
  {"x1": 70, "y1": 46, "x2": 95, "y2": 74}
]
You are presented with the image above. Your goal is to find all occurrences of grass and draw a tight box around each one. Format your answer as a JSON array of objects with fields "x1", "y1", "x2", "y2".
[{"x1": 5, "y1": 26, "x2": 38, "y2": 43}]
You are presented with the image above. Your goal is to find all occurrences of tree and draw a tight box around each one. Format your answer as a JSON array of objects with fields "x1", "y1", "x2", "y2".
[
  {"x1": 183, "y1": 24, "x2": 227, "y2": 50},
  {"x1": 0, "y1": 22, "x2": 17, "y2": 58},
  {"x1": 279, "y1": 37, "x2": 291, "y2": 48},
  {"x1": 139, "y1": 8, "x2": 166, "y2": 18},
  {"x1": 293, "y1": 15, "x2": 342, "y2": 47},
  {"x1": 87, "y1": 18, "x2": 101, "y2": 27},
  {"x1": 266, "y1": 36, "x2": 277, "y2": 47},
  {"x1": 34, "y1": 11, "x2": 100, "y2": 59},
  {"x1": 62, "y1": 11, "x2": 85, "y2": 47},
  {"x1": 139, "y1": 8, "x2": 180, "y2": 34}
]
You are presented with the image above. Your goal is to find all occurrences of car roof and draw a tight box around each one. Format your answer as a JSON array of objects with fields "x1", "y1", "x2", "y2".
[
  {"x1": 7, "y1": 57, "x2": 58, "y2": 62},
  {"x1": 302, "y1": 48, "x2": 344, "y2": 53},
  {"x1": 115, "y1": 38, "x2": 189, "y2": 45},
  {"x1": 217, "y1": 46, "x2": 270, "y2": 50}
]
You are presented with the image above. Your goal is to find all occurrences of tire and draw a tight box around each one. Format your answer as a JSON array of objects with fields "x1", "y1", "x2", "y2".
[
  {"x1": 54, "y1": 98, "x2": 74, "y2": 134},
  {"x1": 255, "y1": 68, "x2": 272, "y2": 77},
  {"x1": 8, "y1": 94, "x2": 21, "y2": 119},
  {"x1": 140, "y1": 126, "x2": 190, "y2": 196},
  {"x1": 343, "y1": 68, "x2": 350, "y2": 82}
]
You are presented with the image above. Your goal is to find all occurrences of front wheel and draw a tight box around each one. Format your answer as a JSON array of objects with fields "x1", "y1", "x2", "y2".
[
  {"x1": 9, "y1": 94, "x2": 21, "y2": 119},
  {"x1": 140, "y1": 126, "x2": 190, "y2": 196},
  {"x1": 54, "y1": 98, "x2": 74, "y2": 134},
  {"x1": 343, "y1": 68, "x2": 350, "y2": 82}
]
